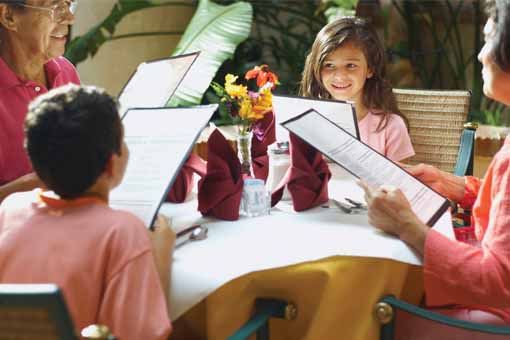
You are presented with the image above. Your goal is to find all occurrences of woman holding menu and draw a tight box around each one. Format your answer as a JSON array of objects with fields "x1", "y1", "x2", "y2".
[
  {"x1": 360, "y1": 0, "x2": 510, "y2": 326},
  {"x1": 0, "y1": 0, "x2": 80, "y2": 202}
]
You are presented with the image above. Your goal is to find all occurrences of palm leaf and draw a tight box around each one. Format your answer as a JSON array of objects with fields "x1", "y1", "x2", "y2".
[
  {"x1": 168, "y1": 0, "x2": 253, "y2": 107},
  {"x1": 64, "y1": 1, "x2": 194, "y2": 65},
  {"x1": 65, "y1": 0, "x2": 155, "y2": 64}
]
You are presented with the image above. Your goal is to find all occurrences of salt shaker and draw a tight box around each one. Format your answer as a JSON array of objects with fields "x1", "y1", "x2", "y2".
[
  {"x1": 266, "y1": 142, "x2": 291, "y2": 200},
  {"x1": 240, "y1": 178, "x2": 270, "y2": 217}
]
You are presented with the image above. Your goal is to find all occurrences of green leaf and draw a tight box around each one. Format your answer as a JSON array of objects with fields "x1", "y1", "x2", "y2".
[
  {"x1": 324, "y1": 7, "x2": 355, "y2": 23},
  {"x1": 65, "y1": 0, "x2": 156, "y2": 65},
  {"x1": 65, "y1": 1, "x2": 194, "y2": 65},
  {"x1": 168, "y1": 0, "x2": 253, "y2": 107},
  {"x1": 331, "y1": 0, "x2": 358, "y2": 7}
]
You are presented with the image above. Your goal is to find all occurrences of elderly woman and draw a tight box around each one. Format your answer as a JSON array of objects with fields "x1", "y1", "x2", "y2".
[
  {"x1": 0, "y1": 0, "x2": 79, "y2": 202},
  {"x1": 360, "y1": 0, "x2": 510, "y2": 326}
]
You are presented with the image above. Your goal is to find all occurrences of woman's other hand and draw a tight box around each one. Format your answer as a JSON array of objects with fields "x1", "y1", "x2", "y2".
[{"x1": 358, "y1": 181, "x2": 429, "y2": 255}]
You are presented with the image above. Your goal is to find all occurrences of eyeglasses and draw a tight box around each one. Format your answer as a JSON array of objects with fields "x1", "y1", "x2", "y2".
[{"x1": 16, "y1": 0, "x2": 78, "y2": 23}]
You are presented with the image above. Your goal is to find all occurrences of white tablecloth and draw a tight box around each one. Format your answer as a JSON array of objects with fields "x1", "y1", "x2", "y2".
[{"x1": 159, "y1": 165, "x2": 455, "y2": 319}]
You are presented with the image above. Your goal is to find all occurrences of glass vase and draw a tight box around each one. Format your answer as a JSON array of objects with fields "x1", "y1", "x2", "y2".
[{"x1": 237, "y1": 130, "x2": 254, "y2": 176}]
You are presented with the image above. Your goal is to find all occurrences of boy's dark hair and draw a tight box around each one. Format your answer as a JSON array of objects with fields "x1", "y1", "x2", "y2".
[
  {"x1": 24, "y1": 84, "x2": 122, "y2": 199},
  {"x1": 485, "y1": 0, "x2": 510, "y2": 71}
]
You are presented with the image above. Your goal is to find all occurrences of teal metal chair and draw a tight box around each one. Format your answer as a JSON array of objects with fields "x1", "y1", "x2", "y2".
[
  {"x1": 375, "y1": 295, "x2": 510, "y2": 340},
  {"x1": 0, "y1": 284, "x2": 115, "y2": 340},
  {"x1": 228, "y1": 298, "x2": 297, "y2": 340},
  {"x1": 454, "y1": 121, "x2": 478, "y2": 176}
]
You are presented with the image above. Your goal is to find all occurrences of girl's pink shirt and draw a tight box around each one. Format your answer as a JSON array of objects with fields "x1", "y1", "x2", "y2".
[{"x1": 358, "y1": 111, "x2": 415, "y2": 162}]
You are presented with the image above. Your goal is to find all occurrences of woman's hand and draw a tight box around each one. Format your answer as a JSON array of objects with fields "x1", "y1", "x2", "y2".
[
  {"x1": 400, "y1": 163, "x2": 465, "y2": 202},
  {"x1": 358, "y1": 181, "x2": 429, "y2": 255}
]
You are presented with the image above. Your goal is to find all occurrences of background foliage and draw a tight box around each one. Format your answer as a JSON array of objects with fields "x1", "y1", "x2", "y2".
[{"x1": 67, "y1": 0, "x2": 509, "y2": 126}]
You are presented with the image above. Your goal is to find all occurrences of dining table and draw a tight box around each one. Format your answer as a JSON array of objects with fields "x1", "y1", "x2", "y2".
[{"x1": 159, "y1": 164, "x2": 455, "y2": 340}]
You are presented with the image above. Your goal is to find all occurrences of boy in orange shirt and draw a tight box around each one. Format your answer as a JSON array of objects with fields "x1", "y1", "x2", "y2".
[{"x1": 0, "y1": 84, "x2": 174, "y2": 340}]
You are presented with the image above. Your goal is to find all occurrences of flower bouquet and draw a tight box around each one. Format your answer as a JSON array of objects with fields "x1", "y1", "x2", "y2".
[{"x1": 211, "y1": 64, "x2": 279, "y2": 175}]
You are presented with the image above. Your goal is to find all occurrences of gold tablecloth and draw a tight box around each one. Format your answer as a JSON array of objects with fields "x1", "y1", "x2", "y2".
[{"x1": 172, "y1": 255, "x2": 423, "y2": 340}]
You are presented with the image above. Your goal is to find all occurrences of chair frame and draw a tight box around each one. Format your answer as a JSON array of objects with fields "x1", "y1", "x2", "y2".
[
  {"x1": 376, "y1": 295, "x2": 510, "y2": 340},
  {"x1": 228, "y1": 298, "x2": 297, "y2": 340},
  {"x1": 454, "y1": 122, "x2": 477, "y2": 176},
  {"x1": 0, "y1": 284, "x2": 77, "y2": 340}
]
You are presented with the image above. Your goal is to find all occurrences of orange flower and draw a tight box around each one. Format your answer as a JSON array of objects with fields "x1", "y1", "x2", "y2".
[{"x1": 245, "y1": 65, "x2": 279, "y2": 89}]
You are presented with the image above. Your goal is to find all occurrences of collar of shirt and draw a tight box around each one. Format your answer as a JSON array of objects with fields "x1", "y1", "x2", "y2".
[
  {"x1": 0, "y1": 57, "x2": 63, "y2": 90},
  {"x1": 37, "y1": 189, "x2": 107, "y2": 210}
]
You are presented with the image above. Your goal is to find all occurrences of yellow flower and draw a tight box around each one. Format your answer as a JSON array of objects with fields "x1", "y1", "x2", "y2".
[
  {"x1": 225, "y1": 74, "x2": 247, "y2": 99},
  {"x1": 225, "y1": 74, "x2": 238, "y2": 84},
  {"x1": 238, "y1": 95, "x2": 253, "y2": 120},
  {"x1": 251, "y1": 88, "x2": 272, "y2": 120}
]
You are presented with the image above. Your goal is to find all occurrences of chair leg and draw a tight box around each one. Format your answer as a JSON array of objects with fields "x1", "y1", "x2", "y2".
[
  {"x1": 380, "y1": 321, "x2": 396, "y2": 340},
  {"x1": 227, "y1": 298, "x2": 297, "y2": 340},
  {"x1": 256, "y1": 322, "x2": 269, "y2": 340}
]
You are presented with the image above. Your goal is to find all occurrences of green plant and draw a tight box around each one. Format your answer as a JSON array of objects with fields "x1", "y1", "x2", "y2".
[
  {"x1": 472, "y1": 99, "x2": 510, "y2": 126},
  {"x1": 168, "y1": 0, "x2": 252, "y2": 106},
  {"x1": 202, "y1": 0, "x2": 365, "y2": 125},
  {"x1": 65, "y1": 1, "x2": 194, "y2": 65},
  {"x1": 65, "y1": 0, "x2": 252, "y2": 107},
  {"x1": 67, "y1": 0, "x2": 365, "y2": 115},
  {"x1": 205, "y1": 1, "x2": 327, "y2": 98},
  {"x1": 384, "y1": 0, "x2": 509, "y2": 125},
  {"x1": 321, "y1": 0, "x2": 358, "y2": 22}
]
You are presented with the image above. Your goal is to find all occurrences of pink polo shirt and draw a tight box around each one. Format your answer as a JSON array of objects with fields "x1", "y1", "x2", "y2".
[
  {"x1": 358, "y1": 111, "x2": 415, "y2": 162},
  {"x1": 0, "y1": 190, "x2": 172, "y2": 340},
  {"x1": 0, "y1": 57, "x2": 80, "y2": 185}
]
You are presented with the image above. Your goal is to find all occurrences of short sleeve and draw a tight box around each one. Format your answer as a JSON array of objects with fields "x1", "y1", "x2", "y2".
[
  {"x1": 98, "y1": 251, "x2": 171, "y2": 340},
  {"x1": 384, "y1": 114, "x2": 415, "y2": 162}
]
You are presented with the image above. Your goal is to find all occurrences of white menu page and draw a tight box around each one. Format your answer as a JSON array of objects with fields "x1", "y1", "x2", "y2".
[
  {"x1": 281, "y1": 109, "x2": 449, "y2": 226},
  {"x1": 110, "y1": 105, "x2": 218, "y2": 228},
  {"x1": 118, "y1": 52, "x2": 200, "y2": 117},
  {"x1": 272, "y1": 94, "x2": 359, "y2": 142}
]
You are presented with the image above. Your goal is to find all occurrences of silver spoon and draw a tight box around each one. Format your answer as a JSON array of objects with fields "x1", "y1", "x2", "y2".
[{"x1": 175, "y1": 226, "x2": 208, "y2": 249}]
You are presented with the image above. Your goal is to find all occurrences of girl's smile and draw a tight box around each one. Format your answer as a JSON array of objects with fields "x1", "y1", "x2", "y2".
[{"x1": 320, "y1": 42, "x2": 372, "y2": 105}]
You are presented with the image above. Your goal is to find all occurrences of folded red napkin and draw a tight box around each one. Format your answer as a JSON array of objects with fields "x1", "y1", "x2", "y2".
[
  {"x1": 166, "y1": 153, "x2": 206, "y2": 203},
  {"x1": 251, "y1": 111, "x2": 276, "y2": 180},
  {"x1": 198, "y1": 129, "x2": 243, "y2": 220},
  {"x1": 271, "y1": 133, "x2": 331, "y2": 211}
]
